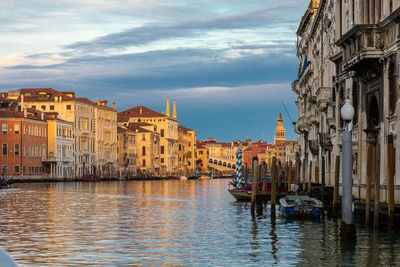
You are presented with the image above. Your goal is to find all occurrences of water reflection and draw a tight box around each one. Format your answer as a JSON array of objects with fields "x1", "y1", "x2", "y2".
[{"x1": 0, "y1": 181, "x2": 399, "y2": 266}]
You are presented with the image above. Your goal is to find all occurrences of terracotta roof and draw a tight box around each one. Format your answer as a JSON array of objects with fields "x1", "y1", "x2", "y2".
[
  {"x1": 178, "y1": 125, "x2": 193, "y2": 132},
  {"x1": 0, "y1": 109, "x2": 46, "y2": 122},
  {"x1": 74, "y1": 97, "x2": 96, "y2": 106},
  {"x1": 18, "y1": 88, "x2": 75, "y2": 102},
  {"x1": 118, "y1": 106, "x2": 166, "y2": 121},
  {"x1": 117, "y1": 126, "x2": 128, "y2": 133},
  {"x1": 126, "y1": 122, "x2": 153, "y2": 133}
]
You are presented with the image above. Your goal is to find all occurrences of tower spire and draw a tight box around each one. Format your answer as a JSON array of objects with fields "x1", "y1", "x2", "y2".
[
  {"x1": 165, "y1": 98, "x2": 170, "y2": 117},
  {"x1": 172, "y1": 100, "x2": 177, "y2": 119}
]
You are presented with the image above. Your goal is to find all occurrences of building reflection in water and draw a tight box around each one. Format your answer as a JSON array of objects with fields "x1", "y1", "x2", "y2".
[{"x1": 0, "y1": 181, "x2": 399, "y2": 265}]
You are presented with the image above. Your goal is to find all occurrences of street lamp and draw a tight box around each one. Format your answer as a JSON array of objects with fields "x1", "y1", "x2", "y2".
[{"x1": 340, "y1": 98, "x2": 355, "y2": 239}]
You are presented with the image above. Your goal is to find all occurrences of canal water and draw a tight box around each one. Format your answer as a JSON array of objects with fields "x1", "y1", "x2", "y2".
[{"x1": 0, "y1": 180, "x2": 399, "y2": 266}]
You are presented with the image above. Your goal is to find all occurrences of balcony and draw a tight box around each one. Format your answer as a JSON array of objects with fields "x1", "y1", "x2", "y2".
[
  {"x1": 307, "y1": 108, "x2": 318, "y2": 125},
  {"x1": 327, "y1": 105, "x2": 335, "y2": 126},
  {"x1": 336, "y1": 25, "x2": 383, "y2": 71},
  {"x1": 80, "y1": 128, "x2": 90, "y2": 135},
  {"x1": 316, "y1": 87, "x2": 332, "y2": 111},
  {"x1": 308, "y1": 140, "x2": 319, "y2": 156},
  {"x1": 318, "y1": 132, "x2": 333, "y2": 152},
  {"x1": 297, "y1": 115, "x2": 309, "y2": 133}
]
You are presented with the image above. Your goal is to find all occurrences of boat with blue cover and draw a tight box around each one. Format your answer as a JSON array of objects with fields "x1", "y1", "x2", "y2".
[{"x1": 279, "y1": 195, "x2": 323, "y2": 218}]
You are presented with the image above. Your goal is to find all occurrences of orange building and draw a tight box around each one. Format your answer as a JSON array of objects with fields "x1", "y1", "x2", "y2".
[{"x1": 0, "y1": 108, "x2": 47, "y2": 179}]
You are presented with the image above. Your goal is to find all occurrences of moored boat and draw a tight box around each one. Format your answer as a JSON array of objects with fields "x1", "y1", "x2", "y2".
[
  {"x1": 228, "y1": 182, "x2": 288, "y2": 201},
  {"x1": 279, "y1": 195, "x2": 323, "y2": 218}
]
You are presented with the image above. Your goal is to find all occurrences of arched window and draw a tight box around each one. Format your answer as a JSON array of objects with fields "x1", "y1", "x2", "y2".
[{"x1": 142, "y1": 146, "x2": 146, "y2": 156}]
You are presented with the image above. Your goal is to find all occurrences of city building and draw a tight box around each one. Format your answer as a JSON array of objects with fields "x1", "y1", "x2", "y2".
[
  {"x1": 12, "y1": 88, "x2": 97, "y2": 178},
  {"x1": 178, "y1": 125, "x2": 196, "y2": 176},
  {"x1": 0, "y1": 108, "x2": 47, "y2": 179},
  {"x1": 45, "y1": 116, "x2": 74, "y2": 179},
  {"x1": 294, "y1": 0, "x2": 400, "y2": 203},
  {"x1": 195, "y1": 140, "x2": 208, "y2": 173},
  {"x1": 118, "y1": 101, "x2": 178, "y2": 175},
  {"x1": 127, "y1": 122, "x2": 160, "y2": 177},
  {"x1": 117, "y1": 126, "x2": 137, "y2": 178},
  {"x1": 92, "y1": 99, "x2": 118, "y2": 178}
]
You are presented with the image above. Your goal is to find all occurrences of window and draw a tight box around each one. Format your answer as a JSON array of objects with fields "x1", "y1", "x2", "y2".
[
  {"x1": 14, "y1": 123, "x2": 20, "y2": 134},
  {"x1": 50, "y1": 105, "x2": 54, "y2": 110},
  {"x1": 2, "y1": 144, "x2": 7, "y2": 156},
  {"x1": 178, "y1": 144, "x2": 181, "y2": 151},
  {"x1": 2, "y1": 123, "x2": 7, "y2": 134},
  {"x1": 14, "y1": 144, "x2": 19, "y2": 156},
  {"x1": 161, "y1": 146, "x2": 165, "y2": 154},
  {"x1": 161, "y1": 129, "x2": 164, "y2": 137},
  {"x1": 142, "y1": 134, "x2": 145, "y2": 141},
  {"x1": 41, "y1": 105, "x2": 46, "y2": 110},
  {"x1": 142, "y1": 146, "x2": 146, "y2": 156},
  {"x1": 66, "y1": 105, "x2": 71, "y2": 110},
  {"x1": 13, "y1": 166, "x2": 19, "y2": 174},
  {"x1": 161, "y1": 158, "x2": 164, "y2": 163},
  {"x1": 31, "y1": 105, "x2": 36, "y2": 109},
  {"x1": 2, "y1": 166, "x2": 8, "y2": 175},
  {"x1": 142, "y1": 159, "x2": 146, "y2": 166}
]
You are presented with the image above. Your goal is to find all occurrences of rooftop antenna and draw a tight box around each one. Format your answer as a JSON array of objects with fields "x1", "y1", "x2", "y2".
[
  {"x1": 281, "y1": 100, "x2": 294, "y2": 128},
  {"x1": 290, "y1": 24, "x2": 299, "y2": 49}
]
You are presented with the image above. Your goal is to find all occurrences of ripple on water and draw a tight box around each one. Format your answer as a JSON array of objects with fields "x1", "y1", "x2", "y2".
[{"x1": 0, "y1": 180, "x2": 399, "y2": 266}]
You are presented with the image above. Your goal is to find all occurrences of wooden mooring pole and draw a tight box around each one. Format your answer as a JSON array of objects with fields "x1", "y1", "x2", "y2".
[
  {"x1": 388, "y1": 135, "x2": 395, "y2": 228},
  {"x1": 366, "y1": 141, "x2": 373, "y2": 226},
  {"x1": 374, "y1": 143, "x2": 380, "y2": 228},
  {"x1": 333, "y1": 155, "x2": 340, "y2": 215},
  {"x1": 251, "y1": 157, "x2": 259, "y2": 216},
  {"x1": 288, "y1": 161, "x2": 293, "y2": 190},
  {"x1": 261, "y1": 161, "x2": 266, "y2": 193},
  {"x1": 271, "y1": 157, "x2": 277, "y2": 219}
]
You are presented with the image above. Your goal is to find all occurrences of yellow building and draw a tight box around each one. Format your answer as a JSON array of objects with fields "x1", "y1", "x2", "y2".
[
  {"x1": 15, "y1": 88, "x2": 96, "y2": 178},
  {"x1": 127, "y1": 122, "x2": 160, "y2": 177},
  {"x1": 195, "y1": 140, "x2": 208, "y2": 173},
  {"x1": 178, "y1": 125, "x2": 196, "y2": 176},
  {"x1": 117, "y1": 126, "x2": 137, "y2": 178},
  {"x1": 118, "y1": 100, "x2": 178, "y2": 175},
  {"x1": 45, "y1": 117, "x2": 74, "y2": 179},
  {"x1": 93, "y1": 99, "x2": 118, "y2": 178}
]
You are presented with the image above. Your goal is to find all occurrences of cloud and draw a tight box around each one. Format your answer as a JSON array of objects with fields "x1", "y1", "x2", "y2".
[{"x1": 64, "y1": 1, "x2": 306, "y2": 53}]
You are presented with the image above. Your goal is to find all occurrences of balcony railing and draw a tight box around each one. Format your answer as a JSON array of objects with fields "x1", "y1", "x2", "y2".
[
  {"x1": 337, "y1": 25, "x2": 384, "y2": 70},
  {"x1": 318, "y1": 132, "x2": 333, "y2": 152},
  {"x1": 316, "y1": 87, "x2": 332, "y2": 110}
]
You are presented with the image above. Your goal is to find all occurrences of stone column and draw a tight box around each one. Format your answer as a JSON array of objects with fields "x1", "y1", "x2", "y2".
[{"x1": 369, "y1": 0, "x2": 375, "y2": 25}]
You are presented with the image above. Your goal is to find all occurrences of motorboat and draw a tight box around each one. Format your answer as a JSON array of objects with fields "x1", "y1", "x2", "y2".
[{"x1": 279, "y1": 195, "x2": 323, "y2": 218}]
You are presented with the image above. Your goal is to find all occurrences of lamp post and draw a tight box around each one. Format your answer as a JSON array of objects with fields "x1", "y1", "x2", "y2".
[{"x1": 340, "y1": 98, "x2": 356, "y2": 240}]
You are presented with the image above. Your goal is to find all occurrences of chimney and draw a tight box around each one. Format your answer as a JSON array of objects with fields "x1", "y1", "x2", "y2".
[
  {"x1": 24, "y1": 109, "x2": 27, "y2": 118},
  {"x1": 59, "y1": 95, "x2": 62, "y2": 102},
  {"x1": 97, "y1": 98, "x2": 100, "y2": 105},
  {"x1": 112, "y1": 102, "x2": 115, "y2": 109},
  {"x1": 41, "y1": 112, "x2": 44, "y2": 121},
  {"x1": 140, "y1": 107, "x2": 142, "y2": 114},
  {"x1": 55, "y1": 96, "x2": 58, "y2": 102}
]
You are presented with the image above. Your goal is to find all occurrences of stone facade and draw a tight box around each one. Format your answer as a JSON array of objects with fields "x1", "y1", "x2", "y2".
[{"x1": 294, "y1": 0, "x2": 400, "y2": 202}]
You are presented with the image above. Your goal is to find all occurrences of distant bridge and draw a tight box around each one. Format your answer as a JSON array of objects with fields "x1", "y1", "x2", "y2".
[{"x1": 207, "y1": 156, "x2": 236, "y2": 172}]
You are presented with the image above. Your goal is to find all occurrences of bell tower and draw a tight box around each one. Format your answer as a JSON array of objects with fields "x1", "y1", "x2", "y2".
[{"x1": 274, "y1": 113, "x2": 285, "y2": 145}]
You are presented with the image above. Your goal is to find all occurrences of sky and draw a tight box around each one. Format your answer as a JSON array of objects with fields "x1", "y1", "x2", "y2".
[{"x1": 0, "y1": 0, "x2": 309, "y2": 143}]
